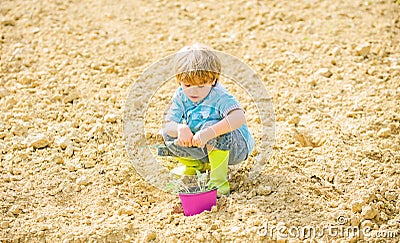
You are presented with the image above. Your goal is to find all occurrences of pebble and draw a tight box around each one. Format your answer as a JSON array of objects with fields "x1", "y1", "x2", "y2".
[
  {"x1": 105, "y1": 113, "x2": 118, "y2": 123},
  {"x1": 351, "y1": 200, "x2": 365, "y2": 213},
  {"x1": 118, "y1": 206, "x2": 135, "y2": 216},
  {"x1": 384, "y1": 191, "x2": 397, "y2": 201},
  {"x1": 0, "y1": 143, "x2": 5, "y2": 153},
  {"x1": 377, "y1": 128, "x2": 391, "y2": 138},
  {"x1": 331, "y1": 46, "x2": 341, "y2": 56},
  {"x1": 84, "y1": 160, "x2": 96, "y2": 169},
  {"x1": 195, "y1": 233, "x2": 205, "y2": 242},
  {"x1": 256, "y1": 185, "x2": 272, "y2": 196},
  {"x1": 65, "y1": 145, "x2": 74, "y2": 157},
  {"x1": 288, "y1": 114, "x2": 301, "y2": 125},
  {"x1": 19, "y1": 74, "x2": 34, "y2": 84},
  {"x1": 315, "y1": 68, "x2": 333, "y2": 78},
  {"x1": 87, "y1": 123, "x2": 103, "y2": 139},
  {"x1": 360, "y1": 220, "x2": 373, "y2": 229},
  {"x1": 63, "y1": 90, "x2": 80, "y2": 103},
  {"x1": 2, "y1": 19, "x2": 16, "y2": 26},
  {"x1": 388, "y1": 219, "x2": 399, "y2": 227},
  {"x1": 28, "y1": 134, "x2": 50, "y2": 149},
  {"x1": 0, "y1": 87, "x2": 9, "y2": 98},
  {"x1": 51, "y1": 154, "x2": 65, "y2": 165},
  {"x1": 355, "y1": 43, "x2": 371, "y2": 57},
  {"x1": 9, "y1": 205, "x2": 22, "y2": 215},
  {"x1": 56, "y1": 136, "x2": 70, "y2": 149},
  {"x1": 6, "y1": 96, "x2": 18, "y2": 109},
  {"x1": 230, "y1": 226, "x2": 241, "y2": 233},
  {"x1": 211, "y1": 231, "x2": 221, "y2": 242},
  {"x1": 76, "y1": 176, "x2": 89, "y2": 186},
  {"x1": 350, "y1": 214, "x2": 361, "y2": 227},
  {"x1": 361, "y1": 205, "x2": 378, "y2": 220},
  {"x1": 1, "y1": 221, "x2": 10, "y2": 229},
  {"x1": 144, "y1": 230, "x2": 157, "y2": 242},
  {"x1": 39, "y1": 224, "x2": 52, "y2": 231}
]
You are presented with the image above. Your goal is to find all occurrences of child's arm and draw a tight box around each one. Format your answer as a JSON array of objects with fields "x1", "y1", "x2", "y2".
[
  {"x1": 164, "y1": 121, "x2": 194, "y2": 147},
  {"x1": 192, "y1": 109, "x2": 246, "y2": 147},
  {"x1": 164, "y1": 121, "x2": 180, "y2": 138}
]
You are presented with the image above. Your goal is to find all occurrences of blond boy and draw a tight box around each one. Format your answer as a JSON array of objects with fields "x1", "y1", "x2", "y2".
[{"x1": 161, "y1": 44, "x2": 254, "y2": 196}]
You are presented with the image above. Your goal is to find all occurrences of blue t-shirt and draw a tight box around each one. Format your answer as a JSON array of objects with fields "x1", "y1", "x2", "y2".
[{"x1": 165, "y1": 83, "x2": 255, "y2": 154}]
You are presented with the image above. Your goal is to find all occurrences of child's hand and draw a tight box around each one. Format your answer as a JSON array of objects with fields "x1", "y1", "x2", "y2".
[
  {"x1": 176, "y1": 124, "x2": 194, "y2": 147},
  {"x1": 192, "y1": 127, "x2": 216, "y2": 148}
]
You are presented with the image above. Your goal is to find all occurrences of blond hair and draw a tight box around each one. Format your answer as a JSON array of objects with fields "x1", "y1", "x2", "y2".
[{"x1": 174, "y1": 44, "x2": 221, "y2": 86}]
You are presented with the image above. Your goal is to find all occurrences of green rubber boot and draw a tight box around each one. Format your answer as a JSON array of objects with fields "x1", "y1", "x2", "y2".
[
  {"x1": 170, "y1": 156, "x2": 210, "y2": 177},
  {"x1": 207, "y1": 150, "x2": 230, "y2": 197}
]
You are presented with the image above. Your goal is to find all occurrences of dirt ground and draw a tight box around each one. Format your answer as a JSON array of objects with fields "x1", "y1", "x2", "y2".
[{"x1": 1, "y1": 0, "x2": 400, "y2": 242}]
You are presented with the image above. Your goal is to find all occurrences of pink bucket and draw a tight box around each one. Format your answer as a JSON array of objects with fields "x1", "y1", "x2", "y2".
[{"x1": 178, "y1": 189, "x2": 217, "y2": 216}]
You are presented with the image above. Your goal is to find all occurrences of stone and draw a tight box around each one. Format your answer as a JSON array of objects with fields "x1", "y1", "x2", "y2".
[
  {"x1": 63, "y1": 90, "x2": 80, "y2": 103},
  {"x1": 29, "y1": 134, "x2": 49, "y2": 149},
  {"x1": 6, "y1": 96, "x2": 18, "y2": 109},
  {"x1": 82, "y1": 158, "x2": 96, "y2": 168},
  {"x1": 0, "y1": 142, "x2": 5, "y2": 154},
  {"x1": 388, "y1": 219, "x2": 399, "y2": 227},
  {"x1": 51, "y1": 154, "x2": 65, "y2": 165},
  {"x1": 256, "y1": 185, "x2": 272, "y2": 196},
  {"x1": 76, "y1": 176, "x2": 89, "y2": 186},
  {"x1": 105, "y1": 113, "x2": 118, "y2": 123},
  {"x1": 384, "y1": 191, "x2": 397, "y2": 201},
  {"x1": 360, "y1": 219, "x2": 373, "y2": 229},
  {"x1": 361, "y1": 205, "x2": 378, "y2": 220},
  {"x1": 277, "y1": 237, "x2": 287, "y2": 243},
  {"x1": 0, "y1": 87, "x2": 9, "y2": 98},
  {"x1": 39, "y1": 224, "x2": 52, "y2": 231},
  {"x1": 351, "y1": 200, "x2": 365, "y2": 213},
  {"x1": 377, "y1": 128, "x2": 391, "y2": 138},
  {"x1": 118, "y1": 206, "x2": 135, "y2": 216},
  {"x1": 144, "y1": 230, "x2": 157, "y2": 242},
  {"x1": 316, "y1": 68, "x2": 333, "y2": 78},
  {"x1": 1, "y1": 221, "x2": 10, "y2": 229},
  {"x1": 355, "y1": 43, "x2": 371, "y2": 57},
  {"x1": 19, "y1": 74, "x2": 34, "y2": 84},
  {"x1": 288, "y1": 114, "x2": 301, "y2": 125},
  {"x1": 331, "y1": 46, "x2": 341, "y2": 56},
  {"x1": 2, "y1": 19, "x2": 16, "y2": 26},
  {"x1": 195, "y1": 233, "x2": 205, "y2": 242},
  {"x1": 65, "y1": 145, "x2": 74, "y2": 157},
  {"x1": 9, "y1": 205, "x2": 22, "y2": 215},
  {"x1": 230, "y1": 226, "x2": 241, "y2": 233},
  {"x1": 87, "y1": 123, "x2": 103, "y2": 139},
  {"x1": 350, "y1": 214, "x2": 361, "y2": 227},
  {"x1": 56, "y1": 136, "x2": 70, "y2": 149}
]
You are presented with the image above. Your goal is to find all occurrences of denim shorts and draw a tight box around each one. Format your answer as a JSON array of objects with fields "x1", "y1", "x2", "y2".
[{"x1": 161, "y1": 121, "x2": 249, "y2": 165}]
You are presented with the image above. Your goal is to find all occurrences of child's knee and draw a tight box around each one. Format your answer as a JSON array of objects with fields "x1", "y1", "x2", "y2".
[{"x1": 161, "y1": 130, "x2": 175, "y2": 142}]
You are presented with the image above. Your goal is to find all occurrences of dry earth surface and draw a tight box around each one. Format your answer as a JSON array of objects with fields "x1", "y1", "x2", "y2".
[{"x1": 1, "y1": 0, "x2": 400, "y2": 242}]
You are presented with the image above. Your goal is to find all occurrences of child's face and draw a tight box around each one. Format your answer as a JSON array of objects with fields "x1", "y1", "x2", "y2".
[{"x1": 181, "y1": 82, "x2": 212, "y2": 103}]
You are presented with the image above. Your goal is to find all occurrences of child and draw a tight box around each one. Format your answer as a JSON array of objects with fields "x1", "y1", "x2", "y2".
[{"x1": 161, "y1": 44, "x2": 255, "y2": 196}]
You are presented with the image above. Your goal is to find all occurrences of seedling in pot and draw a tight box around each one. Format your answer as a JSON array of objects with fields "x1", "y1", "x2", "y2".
[
  {"x1": 164, "y1": 170, "x2": 217, "y2": 216},
  {"x1": 164, "y1": 170, "x2": 211, "y2": 194}
]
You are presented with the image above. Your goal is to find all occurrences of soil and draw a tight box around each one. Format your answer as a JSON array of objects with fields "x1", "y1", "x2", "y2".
[{"x1": 1, "y1": 0, "x2": 400, "y2": 242}]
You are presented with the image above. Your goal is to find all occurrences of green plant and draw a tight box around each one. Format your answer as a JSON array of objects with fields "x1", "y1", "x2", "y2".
[{"x1": 164, "y1": 170, "x2": 211, "y2": 194}]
